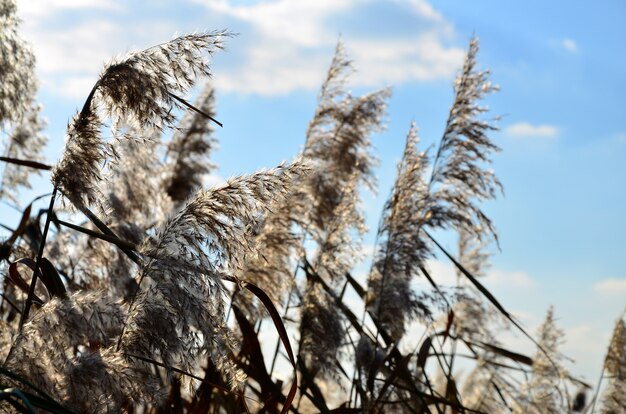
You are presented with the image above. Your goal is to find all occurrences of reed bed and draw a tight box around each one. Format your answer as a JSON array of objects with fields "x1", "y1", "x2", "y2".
[{"x1": 0, "y1": 1, "x2": 624, "y2": 412}]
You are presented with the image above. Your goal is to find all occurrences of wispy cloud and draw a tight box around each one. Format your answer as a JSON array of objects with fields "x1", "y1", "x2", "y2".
[
  {"x1": 561, "y1": 38, "x2": 578, "y2": 53},
  {"x1": 16, "y1": 0, "x2": 465, "y2": 98},
  {"x1": 191, "y1": 0, "x2": 464, "y2": 95},
  {"x1": 423, "y1": 260, "x2": 535, "y2": 289},
  {"x1": 19, "y1": 13, "x2": 180, "y2": 100},
  {"x1": 504, "y1": 122, "x2": 559, "y2": 138},
  {"x1": 484, "y1": 269, "x2": 535, "y2": 288},
  {"x1": 593, "y1": 278, "x2": 626, "y2": 295},
  {"x1": 16, "y1": 0, "x2": 122, "y2": 18},
  {"x1": 202, "y1": 173, "x2": 226, "y2": 189},
  {"x1": 613, "y1": 131, "x2": 626, "y2": 144}
]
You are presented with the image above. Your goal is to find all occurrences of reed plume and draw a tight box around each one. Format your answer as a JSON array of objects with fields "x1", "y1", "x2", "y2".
[
  {"x1": 450, "y1": 229, "x2": 502, "y2": 343},
  {"x1": 4, "y1": 290, "x2": 134, "y2": 409},
  {"x1": 461, "y1": 359, "x2": 513, "y2": 413},
  {"x1": 52, "y1": 32, "x2": 229, "y2": 209},
  {"x1": 365, "y1": 38, "x2": 501, "y2": 343},
  {"x1": 300, "y1": 174, "x2": 362, "y2": 379},
  {"x1": 428, "y1": 37, "x2": 501, "y2": 244},
  {"x1": 57, "y1": 130, "x2": 171, "y2": 297},
  {"x1": 302, "y1": 40, "x2": 389, "y2": 239},
  {"x1": 600, "y1": 315, "x2": 626, "y2": 413},
  {"x1": 367, "y1": 123, "x2": 432, "y2": 341},
  {"x1": 164, "y1": 82, "x2": 218, "y2": 204},
  {"x1": 0, "y1": 103, "x2": 47, "y2": 204},
  {"x1": 106, "y1": 128, "x2": 172, "y2": 242},
  {"x1": 0, "y1": 0, "x2": 36, "y2": 124},
  {"x1": 514, "y1": 306, "x2": 566, "y2": 414},
  {"x1": 297, "y1": 41, "x2": 388, "y2": 379},
  {"x1": 120, "y1": 160, "x2": 308, "y2": 389},
  {"x1": 234, "y1": 189, "x2": 301, "y2": 321}
]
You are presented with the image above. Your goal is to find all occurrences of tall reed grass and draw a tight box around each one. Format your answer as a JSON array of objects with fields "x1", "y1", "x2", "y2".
[{"x1": 0, "y1": 1, "x2": 624, "y2": 412}]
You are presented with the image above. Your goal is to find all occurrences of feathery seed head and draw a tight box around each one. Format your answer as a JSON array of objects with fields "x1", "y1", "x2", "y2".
[
  {"x1": 52, "y1": 32, "x2": 229, "y2": 209},
  {"x1": 0, "y1": 0, "x2": 37, "y2": 124},
  {"x1": 121, "y1": 160, "x2": 308, "y2": 389},
  {"x1": 51, "y1": 109, "x2": 106, "y2": 208},
  {"x1": 300, "y1": 281, "x2": 345, "y2": 380},
  {"x1": 95, "y1": 32, "x2": 228, "y2": 130},
  {"x1": 0, "y1": 103, "x2": 47, "y2": 204},
  {"x1": 165, "y1": 82, "x2": 218, "y2": 203}
]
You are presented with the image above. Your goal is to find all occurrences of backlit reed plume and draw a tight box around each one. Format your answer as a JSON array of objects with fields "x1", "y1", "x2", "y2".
[
  {"x1": 300, "y1": 174, "x2": 362, "y2": 379},
  {"x1": 300, "y1": 281, "x2": 344, "y2": 380},
  {"x1": 302, "y1": 40, "x2": 389, "y2": 240},
  {"x1": 164, "y1": 82, "x2": 218, "y2": 204},
  {"x1": 234, "y1": 193, "x2": 301, "y2": 321},
  {"x1": 52, "y1": 31, "x2": 229, "y2": 208},
  {"x1": 514, "y1": 306, "x2": 566, "y2": 414},
  {"x1": 0, "y1": 0, "x2": 36, "y2": 124},
  {"x1": 366, "y1": 38, "x2": 501, "y2": 342},
  {"x1": 449, "y1": 229, "x2": 502, "y2": 343},
  {"x1": 297, "y1": 42, "x2": 388, "y2": 380},
  {"x1": 428, "y1": 37, "x2": 502, "y2": 244},
  {"x1": 106, "y1": 128, "x2": 172, "y2": 242},
  {"x1": 120, "y1": 160, "x2": 308, "y2": 390},
  {"x1": 3, "y1": 291, "x2": 141, "y2": 411},
  {"x1": 60, "y1": 130, "x2": 171, "y2": 297},
  {"x1": 461, "y1": 359, "x2": 513, "y2": 413},
  {"x1": 600, "y1": 315, "x2": 626, "y2": 413},
  {"x1": 366, "y1": 123, "x2": 432, "y2": 341},
  {"x1": 0, "y1": 103, "x2": 47, "y2": 204}
]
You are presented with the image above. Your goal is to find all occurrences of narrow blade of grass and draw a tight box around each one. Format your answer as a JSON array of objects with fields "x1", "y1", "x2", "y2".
[{"x1": 0, "y1": 157, "x2": 51, "y2": 171}]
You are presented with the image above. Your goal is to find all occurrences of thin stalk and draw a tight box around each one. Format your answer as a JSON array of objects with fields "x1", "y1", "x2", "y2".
[
  {"x1": 19, "y1": 186, "x2": 57, "y2": 327},
  {"x1": 55, "y1": 219, "x2": 138, "y2": 252},
  {"x1": 170, "y1": 93, "x2": 222, "y2": 127},
  {"x1": 269, "y1": 262, "x2": 300, "y2": 376},
  {"x1": 589, "y1": 370, "x2": 605, "y2": 414}
]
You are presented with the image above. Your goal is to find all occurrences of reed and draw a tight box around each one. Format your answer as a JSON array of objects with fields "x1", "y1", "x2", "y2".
[{"x1": 0, "y1": 2, "x2": 620, "y2": 412}]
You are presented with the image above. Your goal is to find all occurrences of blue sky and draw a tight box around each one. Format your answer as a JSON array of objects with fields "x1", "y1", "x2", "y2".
[{"x1": 9, "y1": 0, "x2": 626, "y2": 382}]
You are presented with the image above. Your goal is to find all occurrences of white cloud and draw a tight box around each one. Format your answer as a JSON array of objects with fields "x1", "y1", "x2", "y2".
[
  {"x1": 202, "y1": 0, "x2": 355, "y2": 47},
  {"x1": 215, "y1": 44, "x2": 332, "y2": 95},
  {"x1": 16, "y1": 0, "x2": 122, "y2": 18},
  {"x1": 194, "y1": 0, "x2": 464, "y2": 95},
  {"x1": 484, "y1": 269, "x2": 535, "y2": 288},
  {"x1": 416, "y1": 260, "x2": 535, "y2": 289},
  {"x1": 16, "y1": 0, "x2": 466, "y2": 98},
  {"x1": 45, "y1": 76, "x2": 100, "y2": 100},
  {"x1": 424, "y1": 259, "x2": 458, "y2": 285},
  {"x1": 349, "y1": 34, "x2": 464, "y2": 86},
  {"x1": 420, "y1": 260, "x2": 535, "y2": 289},
  {"x1": 19, "y1": 15, "x2": 181, "y2": 99},
  {"x1": 202, "y1": 173, "x2": 226, "y2": 188},
  {"x1": 504, "y1": 122, "x2": 559, "y2": 138},
  {"x1": 26, "y1": 21, "x2": 122, "y2": 75},
  {"x1": 593, "y1": 278, "x2": 626, "y2": 295},
  {"x1": 564, "y1": 324, "x2": 606, "y2": 354},
  {"x1": 561, "y1": 38, "x2": 578, "y2": 53}
]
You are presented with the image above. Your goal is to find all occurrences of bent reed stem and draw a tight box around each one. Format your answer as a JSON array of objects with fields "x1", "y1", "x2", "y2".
[{"x1": 19, "y1": 186, "x2": 57, "y2": 328}]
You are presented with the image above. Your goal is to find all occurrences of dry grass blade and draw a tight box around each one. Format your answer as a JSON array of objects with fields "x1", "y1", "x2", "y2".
[
  {"x1": 425, "y1": 229, "x2": 565, "y2": 394},
  {"x1": 0, "y1": 157, "x2": 50, "y2": 171},
  {"x1": 425, "y1": 230, "x2": 524, "y2": 336},
  {"x1": 8, "y1": 261, "x2": 43, "y2": 305},
  {"x1": 3, "y1": 203, "x2": 31, "y2": 249},
  {"x1": 243, "y1": 282, "x2": 298, "y2": 414},
  {"x1": 170, "y1": 93, "x2": 222, "y2": 127}
]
